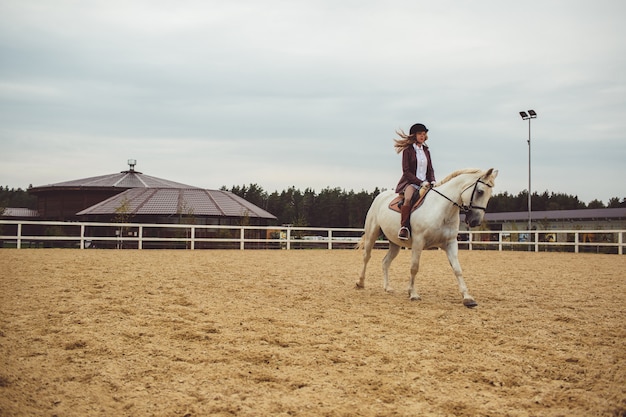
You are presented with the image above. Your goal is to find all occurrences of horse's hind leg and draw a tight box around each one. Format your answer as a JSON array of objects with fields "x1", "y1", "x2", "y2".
[
  {"x1": 356, "y1": 229, "x2": 379, "y2": 289},
  {"x1": 382, "y1": 242, "x2": 400, "y2": 292}
]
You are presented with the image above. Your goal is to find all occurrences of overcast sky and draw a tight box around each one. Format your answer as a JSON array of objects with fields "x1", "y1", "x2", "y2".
[{"x1": 1, "y1": 0, "x2": 624, "y2": 205}]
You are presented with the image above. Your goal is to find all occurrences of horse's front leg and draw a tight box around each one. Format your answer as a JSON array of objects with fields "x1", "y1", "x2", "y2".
[
  {"x1": 408, "y1": 247, "x2": 422, "y2": 301},
  {"x1": 443, "y1": 240, "x2": 477, "y2": 307},
  {"x1": 382, "y1": 242, "x2": 400, "y2": 292}
]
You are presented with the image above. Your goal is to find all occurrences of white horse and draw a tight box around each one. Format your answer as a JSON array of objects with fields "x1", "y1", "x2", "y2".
[{"x1": 356, "y1": 168, "x2": 498, "y2": 307}]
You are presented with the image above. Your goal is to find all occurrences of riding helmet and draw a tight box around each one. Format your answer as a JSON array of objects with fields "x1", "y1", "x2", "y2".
[{"x1": 410, "y1": 123, "x2": 428, "y2": 134}]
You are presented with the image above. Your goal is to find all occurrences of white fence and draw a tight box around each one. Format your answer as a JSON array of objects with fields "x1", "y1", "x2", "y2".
[{"x1": 0, "y1": 220, "x2": 624, "y2": 254}]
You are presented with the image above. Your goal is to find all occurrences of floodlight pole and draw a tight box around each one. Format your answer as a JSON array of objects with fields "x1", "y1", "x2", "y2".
[
  {"x1": 527, "y1": 116, "x2": 531, "y2": 232},
  {"x1": 519, "y1": 110, "x2": 537, "y2": 232}
]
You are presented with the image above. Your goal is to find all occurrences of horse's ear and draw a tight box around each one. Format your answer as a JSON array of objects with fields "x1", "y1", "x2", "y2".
[{"x1": 483, "y1": 168, "x2": 498, "y2": 181}]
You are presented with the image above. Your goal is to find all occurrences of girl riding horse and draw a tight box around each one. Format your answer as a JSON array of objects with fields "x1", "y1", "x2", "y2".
[{"x1": 394, "y1": 123, "x2": 436, "y2": 240}]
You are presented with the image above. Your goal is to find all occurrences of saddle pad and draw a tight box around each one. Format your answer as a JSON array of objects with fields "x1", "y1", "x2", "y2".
[{"x1": 388, "y1": 188, "x2": 429, "y2": 213}]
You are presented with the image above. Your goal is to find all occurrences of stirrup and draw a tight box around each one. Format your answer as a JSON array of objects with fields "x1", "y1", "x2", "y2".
[{"x1": 398, "y1": 227, "x2": 410, "y2": 240}]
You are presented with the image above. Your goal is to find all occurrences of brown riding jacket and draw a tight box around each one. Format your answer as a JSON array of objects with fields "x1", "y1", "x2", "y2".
[{"x1": 395, "y1": 144, "x2": 436, "y2": 194}]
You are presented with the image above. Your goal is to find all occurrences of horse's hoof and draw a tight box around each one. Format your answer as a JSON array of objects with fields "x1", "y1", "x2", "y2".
[
  {"x1": 409, "y1": 295, "x2": 421, "y2": 301},
  {"x1": 355, "y1": 283, "x2": 364, "y2": 290},
  {"x1": 463, "y1": 299, "x2": 478, "y2": 308}
]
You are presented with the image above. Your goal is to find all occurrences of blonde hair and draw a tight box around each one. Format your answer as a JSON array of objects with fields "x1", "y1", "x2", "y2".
[{"x1": 393, "y1": 129, "x2": 416, "y2": 154}]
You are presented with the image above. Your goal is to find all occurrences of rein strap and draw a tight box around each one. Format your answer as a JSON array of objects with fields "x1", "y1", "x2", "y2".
[{"x1": 431, "y1": 178, "x2": 492, "y2": 214}]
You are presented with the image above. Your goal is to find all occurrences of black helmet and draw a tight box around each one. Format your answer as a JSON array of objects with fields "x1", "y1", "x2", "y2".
[{"x1": 409, "y1": 123, "x2": 428, "y2": 134}]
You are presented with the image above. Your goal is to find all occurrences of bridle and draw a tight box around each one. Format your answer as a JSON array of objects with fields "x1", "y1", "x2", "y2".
[{"x1": 429, "y1": 178, "x2": 493, "y2": 214}]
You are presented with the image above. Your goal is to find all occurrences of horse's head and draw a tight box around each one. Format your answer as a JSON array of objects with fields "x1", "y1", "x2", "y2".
[{"x1": 462, "y1": 168, "x2": 498, "y2": 228}]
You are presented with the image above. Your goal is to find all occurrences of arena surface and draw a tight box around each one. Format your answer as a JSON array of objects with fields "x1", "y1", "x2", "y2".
[{"x1": 1, "y1": 249, "x2": 624, "y2": 416}]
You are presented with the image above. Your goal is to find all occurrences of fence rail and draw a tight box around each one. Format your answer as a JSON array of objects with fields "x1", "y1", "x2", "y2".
[{"x1": 0, "y1": 220, "x2": 624, "y2": 254}]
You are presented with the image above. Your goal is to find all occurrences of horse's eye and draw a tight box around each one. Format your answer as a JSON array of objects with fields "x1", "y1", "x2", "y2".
[{"x1": 477, "y1": 189, "x2": 484, "y2": 195}]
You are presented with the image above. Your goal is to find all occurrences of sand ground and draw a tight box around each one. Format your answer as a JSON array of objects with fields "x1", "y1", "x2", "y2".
[{"x1": 0, "y1": 249, "x2": 625, "y2": 416}]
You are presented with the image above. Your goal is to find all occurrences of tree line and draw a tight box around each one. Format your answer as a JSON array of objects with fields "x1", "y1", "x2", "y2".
[
  {"x1": 0, "y1": 186, "x2": 37, "y2": 210},
  {"x1": 1, "y1": 184, "x2": 624, "y2": 228},
  {"x1": 222, "y1": 184, "x2": 625, "y2": 228}
]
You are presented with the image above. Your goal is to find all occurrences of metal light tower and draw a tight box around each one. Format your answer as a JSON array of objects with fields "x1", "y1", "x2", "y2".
[{"x1": 519, "y1": 110, "x2": 537, "y2": 232}]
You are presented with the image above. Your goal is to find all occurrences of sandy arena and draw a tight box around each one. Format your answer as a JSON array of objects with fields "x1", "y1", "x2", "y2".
[{"x1": 0, "y1": 249, "x2": 624, "y2": 416}]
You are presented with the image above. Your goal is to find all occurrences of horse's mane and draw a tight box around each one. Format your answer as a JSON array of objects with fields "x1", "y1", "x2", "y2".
[{"x1": 435, "y1": 168, "x2": 483, "y2": 186}]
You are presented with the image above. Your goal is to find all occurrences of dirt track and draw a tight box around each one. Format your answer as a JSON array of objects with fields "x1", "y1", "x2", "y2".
[{"x1": 1, "y1": 249, "x2": 625, "y2": 416}]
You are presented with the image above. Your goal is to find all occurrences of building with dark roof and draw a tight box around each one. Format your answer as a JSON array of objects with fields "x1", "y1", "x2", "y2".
[
  {"x1": 0, "y1": 208, "x2": 39, "y2": 219},
  {"x1": 25, "y1": 160, "x2": 277, "y2": 226},
  {"x1": 481, "y1": 207, "x2": 626, "y2": 231}
]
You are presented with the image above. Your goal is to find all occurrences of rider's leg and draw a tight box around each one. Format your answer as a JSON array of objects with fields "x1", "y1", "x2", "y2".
[{"x1": 398, "y1": 186, "x2": 415, "y2": 240}]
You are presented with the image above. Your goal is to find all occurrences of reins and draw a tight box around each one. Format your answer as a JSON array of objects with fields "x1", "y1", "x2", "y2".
[{"x1": 430, "y1": 178, "x2": 492, "y2": 214}]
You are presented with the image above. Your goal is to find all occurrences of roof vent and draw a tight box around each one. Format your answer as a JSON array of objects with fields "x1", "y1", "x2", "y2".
[{"x1": 128, "y1": 159, "x2": 137, "y2": 172}]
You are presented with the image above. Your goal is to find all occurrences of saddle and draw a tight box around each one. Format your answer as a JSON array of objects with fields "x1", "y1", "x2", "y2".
[{"x1": 388, "y1": 186, "x2": 430, "y2": 214}]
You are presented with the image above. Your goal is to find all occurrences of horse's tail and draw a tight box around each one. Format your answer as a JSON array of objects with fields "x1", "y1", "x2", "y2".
[
  {"x1": 355, "y1": 235, "x2": 365, "y2": 250},
  {"x1": 356, "y1": 191, "x2": 387, "y2": 250}
]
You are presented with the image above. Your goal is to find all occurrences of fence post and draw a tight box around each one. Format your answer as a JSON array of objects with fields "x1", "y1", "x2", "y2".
[
  {"x1": 574, "y1": 232, "x2": 579, "y2": 253},
  {"x1": 287, "y1": 227, "x2": 291, "y2": 250},
  {"x1": 240, "y1": 227, "x2": 245, "y2": 250},
  {"x1": 328, "y1": 229, "x2": 333, "y2": 250},
  {"x1": 17, "y1": 223, "x2": 22, "y2": 249},
  {"x1": 80, "y1": 224, "x2": 85, "y2": 249}
]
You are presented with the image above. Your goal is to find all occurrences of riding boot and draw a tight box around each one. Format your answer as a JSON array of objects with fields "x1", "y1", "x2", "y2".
[{"x1": 398, "y1": 203, "x2": 412, "y2": 240}]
